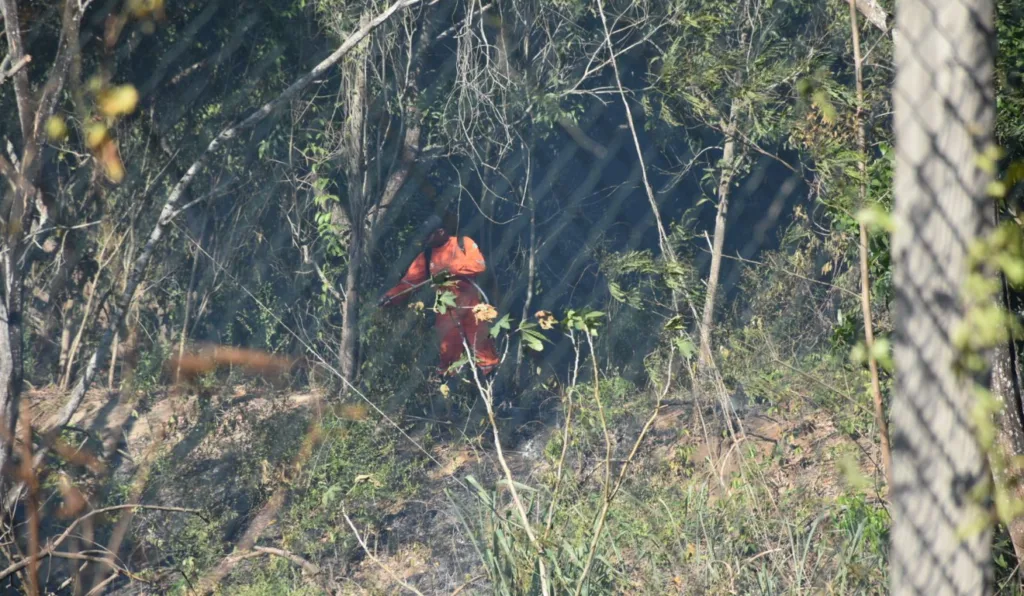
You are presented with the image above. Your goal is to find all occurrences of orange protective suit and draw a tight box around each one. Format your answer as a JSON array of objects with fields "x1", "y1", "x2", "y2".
[{"x1": 383, "y1": 235, "x2": 500, "y2": 376}]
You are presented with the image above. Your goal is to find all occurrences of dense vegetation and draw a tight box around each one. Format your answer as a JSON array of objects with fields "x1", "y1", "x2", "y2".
[{"x1": 0, "y1": 0, "x2": 1022, "y2": 593}]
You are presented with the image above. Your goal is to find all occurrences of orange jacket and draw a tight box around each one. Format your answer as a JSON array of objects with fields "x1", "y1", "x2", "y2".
[{"x1": 383, "y1": 235, "x2": 487, "y2": 304}]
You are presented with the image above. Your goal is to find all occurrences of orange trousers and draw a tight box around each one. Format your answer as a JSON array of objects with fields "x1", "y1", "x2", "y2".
[{"x1": 435, "y1": 280, "x2": 500, "y2": 376}]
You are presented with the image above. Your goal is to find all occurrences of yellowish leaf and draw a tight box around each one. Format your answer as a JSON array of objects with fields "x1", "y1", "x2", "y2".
[
  {"x1": 84, "y1": 122, "x2": 109, "y2": 150},
  {"x1": 353, "y1": 473, "x2": 382, "y2": 488},
  {"x1": 128, "y1": 0, "x2": 165, "y2": 19},
  {"x1": 98, "y1": 84, "x2": 139, "y2": 117},
  {"x1": 86, "y1": 75, "x2": 105, "y2": 95},
  {"x1": 473, "y1": 303, "x2": 498, "y2": 322},
  {"x1": 45, "y1": 116, "x2": 68, "y2": 142},
  {"x1": 535, "y1": 310, "x2": 557, "y2": 330},
  {"x1": 987, "y1": 180, "x2": 1008, "y2": 198}
]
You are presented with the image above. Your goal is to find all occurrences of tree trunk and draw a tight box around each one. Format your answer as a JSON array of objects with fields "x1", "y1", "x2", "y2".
[
  {"x1": 57, "y1": 299, "x2": 74, "y2": 382},
  {"x1": 176, "y1": 215, "x2": 208, "y2": 383},
  {"x1": 989, "y1": 331, "x2": 1024, "y2": 573},
  {"x1": 337, "y1": 12, "x2": 370, "y2": 383},
  {"x1": 697, "y1": 103, "x2": 739, "y2": 372},
  {"x1": 889, "y1": 0, "x2": 996, "y2": 592},
  {"x1": 517, "y1": 205, "x2": 537, "y2": 372},
  {"x1": 339, "y1": 232, "x2": 362, "y2": 383},
  {"x1": 108, "y1": 330, "x2": 120, "y2": 389},
  {"x1": 336, "y1": 2, "x2": 434, "y2": 381},
  {"x1": 0, "y1": 264, "x2": 25, "y2": 501}
]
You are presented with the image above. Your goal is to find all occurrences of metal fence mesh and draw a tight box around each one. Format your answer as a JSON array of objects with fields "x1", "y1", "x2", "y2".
[{"x1": 0, "y1": 0, "x2": 1018, "y2": 593}]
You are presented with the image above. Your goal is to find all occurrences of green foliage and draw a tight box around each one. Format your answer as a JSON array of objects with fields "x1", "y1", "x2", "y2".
[
  {"x1": 431, "y1": 288, "x2": 457, "y2": 315},
  {"x1": 518, "y1": 320, "x2": 548, "y2": 352},
  {"x1": 227, "y1": 572, "x2": 325, "y2": 596},
  {"x1": 561, "y1": 308, "x2": 605, "y2": 336},
  {"x1": 996, "y1": 0, "x2": 1024, "y2": 152},
  {"x1": 279, "y1": 411, "x2": 425, "y2": 561}
]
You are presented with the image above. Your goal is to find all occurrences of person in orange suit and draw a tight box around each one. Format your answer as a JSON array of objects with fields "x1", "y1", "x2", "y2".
[{"x1": 379, "y1": 213, "x2": 501, "y2": 377}]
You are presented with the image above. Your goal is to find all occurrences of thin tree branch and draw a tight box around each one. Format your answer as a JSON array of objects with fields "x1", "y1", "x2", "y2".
[
  {"x1": 49, "y1": 0, "x2": 424, "y2": 436},
  {"x1": 0, "y1": 505, "x2": 203, "y2": 581},
  {"x1": 0, "y1": 0, "x2": 34, "y2": 140},
  {"x1": 463, "y1": 336, "x2": 551, "y2": 596},
  {"x1": 848, "y1": 0, "x2": 892, "y2": 487},
  {"x1": 343, "y1": 509, "x2": 425, "y2": 596},
  {"x1": 0, "y1": 54, "x2": 30, "y2": 87},
  {"x1": 853, "y1": 0, "x2": 897, "y2": 42},
  {"x1": 252, "y1": 546, "x2": 321, "y2": 575}
]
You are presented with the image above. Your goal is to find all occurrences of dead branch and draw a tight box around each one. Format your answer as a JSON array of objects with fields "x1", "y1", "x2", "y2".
[
  {"x1": 343, "y1": 509, "x2": 425, "y2": 596},
  {"x1": 853, "y1": 0, "x2": 897, "y2": 41},
  {"x1": 0, "y1": 0, "x2": 34, "y2": 139},
  {"x1": 574, "y1": 336, "x2": 675, "y2": 595},
  {"x1": 252, "y1": 546, "x2": 321, "y2": 575},
  {"x1": 0, "y1": 504, "x2": 203, "y2": 582},
  {"x1": 0, "y1": 54, "x2": 30, "y2": 87}
]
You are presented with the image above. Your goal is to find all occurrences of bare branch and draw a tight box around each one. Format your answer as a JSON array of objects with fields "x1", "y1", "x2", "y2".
[
  {"x1": 343, "y1": 509, "x2": 426, "y2": 596},
  {"x1": 854, "y1": 0, "x2": 897, "y2": 41},
  {"x1": 0, "y1": 504, "x2": 203, "y2": 582},
  {"x1": 556, "y1": 115, "x2": 608, "y2": 160},
  {"x1": 49, "y1": 0, "x2": 424, "y2": 435},
  {"x1": 595, "y1": 0, "x2": 673, "y2": 262},
  {"x1": 24, "y1": 0, "x2": 82, "y2": 179},
  {"x1": 0, "y1": 0, "x2": 33, "y2": 140},
  {"x1": 0, "y1": 53, "x2": 30, "y2": 87},
  {"x1": 252, "y1": 546, "x2": 321, "y2": 575}
]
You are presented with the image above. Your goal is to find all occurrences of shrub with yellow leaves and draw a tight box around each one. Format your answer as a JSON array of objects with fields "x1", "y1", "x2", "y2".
[
  {"x1": 473, "y1": 303, "x2": 498, "y2": 322},
  {"x1": 84, "y1": 122, "x2": 110, "y2": 151},
  {"x1": 45, "y1": 116, "x2": 68, "y2": 142},
  {"x1": 535, "y1": 310, "x2": 557, "y2": 330},
  {"x1": 97, "y1": 84, "x2": 139, "y2": 117},
  {"x1": 128, "y1": 0, "x2": 166, "y2": 20}
]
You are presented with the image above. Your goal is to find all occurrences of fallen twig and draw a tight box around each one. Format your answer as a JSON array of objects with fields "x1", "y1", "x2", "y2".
[
  {"x1": 343, "y1": 508, "x2": 425, "y2": 596},
  {"x1": 252, "y1": 546, "x2": 321, "y2": 575}
]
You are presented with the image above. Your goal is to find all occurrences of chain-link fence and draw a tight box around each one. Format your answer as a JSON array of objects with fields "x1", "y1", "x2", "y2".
[{"x1": 0, "y1": 0, "x2": 1018, "y2": 593}]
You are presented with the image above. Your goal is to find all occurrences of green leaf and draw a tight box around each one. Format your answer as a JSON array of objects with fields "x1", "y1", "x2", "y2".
[
  {"x1": 665, "y1": 315, "x2": 687, "y2": 331},
  {"x1": 521, "y1": 329, "x2": 546, "y2": 352},
  {"x1": 870, "y1": 337, "x2": 893, "y2": 372},
  {"x1": 446, "y1": 352, "x2": 471, "y2": 374},
  {"x1": 855, "y1": 204, "x2": 895, "y2": 234},
  {"x1": 496, "y1": 478, "x2": 538, "y2": 493},
  {"x1": 675, "y1": 337, "x2": 697, "y2": 360},
  {"x1": 609, "y1": 282, "x2": 628, "y2": 303},
  {"x1": 321, "y1": 485, "x2": 342, "y2": 507},
  {"x1": 490, "y1": 313, "x2": 511, "y2": 338},
  {"x1": 436, "y1": 290, "x2": 457, "y2": 315}
]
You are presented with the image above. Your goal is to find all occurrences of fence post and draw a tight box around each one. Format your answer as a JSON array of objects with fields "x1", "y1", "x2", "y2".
[{"x1": 890, "y1": 0, "x2": 997, "y2": 593}]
